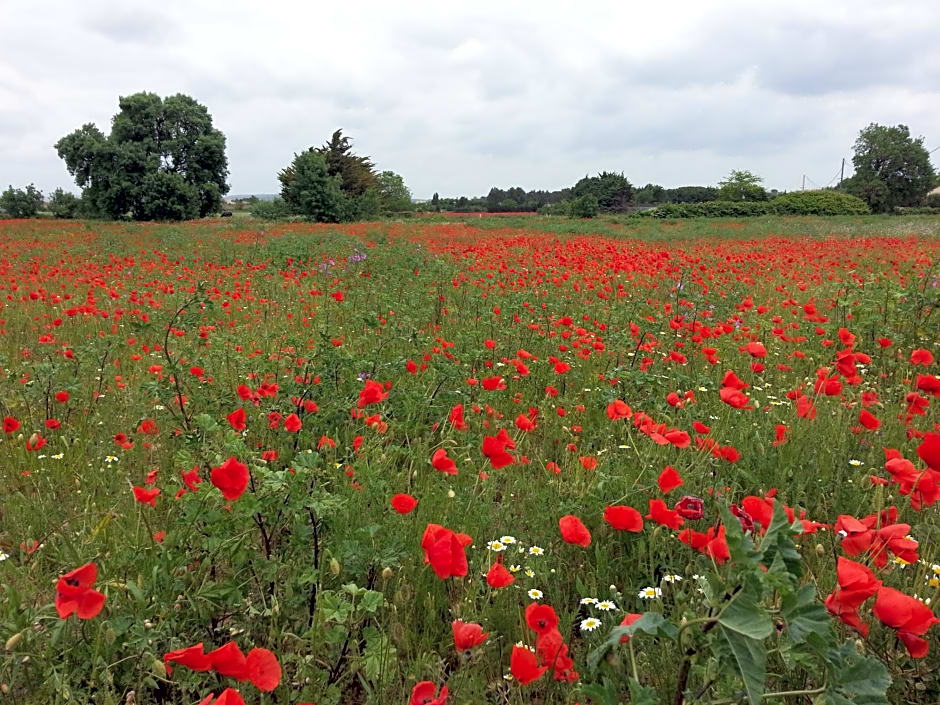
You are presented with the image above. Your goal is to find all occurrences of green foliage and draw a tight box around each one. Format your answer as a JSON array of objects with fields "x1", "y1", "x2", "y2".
[
  {"x1": 717, "y1": 169, "x2": 768, "y2": 201},
  {"x1": 55, "y1": 92, "x2": 229, "y2": 220},
  {"x1": 572, "y1": 171, "x2": 634, "y2": 212},
  {"x1": 771, "y1": 190, "x2": 870, "y2": 215},
  {"x1": 250, "y1": 197, "x2": 294, "y2": 220},
  {"x1": 376, "y1": 171, "x2": 412, "y2": 213},
  {"x1": 48, "y1": 188, "x2": 81, "y2": 218},
  {"x1": 585, "y1": 502, "x2": 892, "y2": 705},
  {"x1": 639, "y1": 200, "x2": 772, "y2": 218},
  {"x1": 568, "y1": 194, "x2": 599, "y2": 218},
  {"x1": 847, "y1": 123, "x2": 936, "y2": 212},
  {"x1": 926, "y1": 191, "x2": 940, "y2": 208},
  {"x1": 279, "y1": 149, "x2": 346, "y2": 222},
  {"x1": 315, "y1": 129, "x2": 377, "y2": 197},
  {"x1": 0, "y1": 184, "x2": 43, "y2": 218}
]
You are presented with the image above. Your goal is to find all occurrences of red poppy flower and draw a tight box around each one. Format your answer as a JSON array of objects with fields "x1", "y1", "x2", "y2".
[
  {"x1": 132, "y1": 486, "x2": 160, "y2": 507},
  {"x1": 55, "y1": 563, "x2": 106, "y2": 620},
  {"x1": 606, "y1": 400, "x2": 632, "y2": 420},
  {"x1": 486, "y1": 561, "x2": 514, "y2": 588},
  {"x1": 674, "y1": 495, "x2": 704, "y2": 520},
  {"x1": 198, "y1": 689, "x2": 246, "y2": 705},
  {"x1": 245, "y1": 647, "x2": 281, "y2": 691},
  {"x1": 210, "y1": 458, "x2": 249, "y2": 501},
  {"x1": 719, "y1": 387, "x2": 753, "y2": 409},
  {"x1": 431, "y1": 448, "x2": 458, "y2": 475},
  {"x1": 858, "y1": 409, "x2": 881, "y2": 431},
  {"x1": 283, "y1": 413, "x2": 302, "y2": 433},
  {"x1": 917, "y1": 433, "x2": 940, "y2": 471},
  {"x1": 558, "y1": 514, "x2": 591, "y2": 546},
  {"x1": 657, "y1": 466, "x2": 683, "y2": 494},
  {"x1": 164, "y1": 643, "x2": 212, "y2": 674},
  {"x1": 872, "y1": 586, "x2": 940, "y2": 658},
  {"x1": 525, "y1": 603, "x2": 559, "y2": 635},
  {"x1": 410, "y1": 681, "x2": 449, "y2": 705},
  {"x1": 603, "y1": 504, "x2": 644, "y2": 532},
  {"x1": 481, "y1": 376, "x2": 506, "y2": 391},
  {"x1": 510, "y1": 645, "x2": 548, "y2": 685},
  {"x1": 226, "y1": 408, "x2": 246, "y2": 431},
  {"x1": 481, "y1": 434, "x2": 514, "y2": 469},
  {"x1": 207, "y1": 641, "x2": 249, "y2": 681},
  {"x1": 138, "y1": 418, "x2": 159, "y2": 435},
  {"x1": 3, "y1": 416, "x2": 20, "y2": 434},
  {"x1": 55, "y1": 390, "x2": 69, "y2": 402},
  {"x1": 448, "y1": 404, "x2": 468, "y2": 430},
  {"x1": 357, "y1": 379, "x2": 388, "y2": 407},
  {"x1": 452, "y1": 620, "x2": 488, "y2": 652},
  {"x1": 910, "y1": 348, "x2": 935, "y2": 366},
  {"x1": 646, "y1": 499, "x2": 684, "y2": 529},
  {"x1": 421, "y1": 523, "x2": 472, "y2": 579},
  {"x1": 391, "y1": 493, "x2": 418, "y2": 514}
]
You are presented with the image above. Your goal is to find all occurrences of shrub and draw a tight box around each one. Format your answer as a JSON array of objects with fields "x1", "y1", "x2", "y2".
[
  {"x1": 770, "y1": 190, "x2": 870, "y2": 215},
  {"x1": 568, "y1": 194, "x2": 599, "y2": 218},
  {"x1": 642, "y1": 201, "x2": 770, "y2": 218},
  {"x1": 251, "y1": 198, "x2": 294, "y2": 220},
  {"x1": 48, "y1": 188, "x2": 82, "y2": 218},
  {"x1": 0, "y1": 184, "x2": 44, "y2": 218}
]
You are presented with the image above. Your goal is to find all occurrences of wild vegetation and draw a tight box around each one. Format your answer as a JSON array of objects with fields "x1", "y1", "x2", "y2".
[{"x1": 0, "y1": 214, "x2": 937, "y2": 704}]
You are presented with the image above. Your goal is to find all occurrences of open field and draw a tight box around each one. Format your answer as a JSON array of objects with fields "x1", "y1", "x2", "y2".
[{"x1": 0, "y1": 215, "x2": 938, "y2": 704}]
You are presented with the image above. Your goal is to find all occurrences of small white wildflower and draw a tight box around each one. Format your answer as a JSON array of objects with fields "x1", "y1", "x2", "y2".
[
  {"x1": 638, "y1": 586, "x2": 662, "y2": 599},
  {"x1": 662, "y1": 574, "x2": 683, "y2": 584},
  {"x1": 527, "y1": 589, "x2": 543, "y2": 600},
  {"x1": 596, "y1": 600, "x2": 617, "y2": 611},
  {"x1": 848, "y1": 459, "x2": 863, "y2": 467},
  {"x1": 0, "y1": 551, "x2": 9, "y2": 562},
  {"x1": 104, "y1": 455, "x2": 118, "y2": 464},
  {"x1": 580, "y1": 597, "x2": 598, "y2": 605},
  {"x1": 580, "y1": 617, "x2": 602, "y2": 632},
  {"x1": 487, "y1": 540, "x2": 506, "y2": 552},
  {"x1": 528, "y1": 546, "x2": 544, "y2": 556},
  {"x1": 509, "y1": 564, "x2": 521, "y2": 573},
  {"x1": 500, "y1": 535, "x2": 517, "y2": 544},
  {"x1": 524, "y1": 569, "x2": 535, "y2": 578},
  {"x1": 51, "y1": 452, "x2": 64, "y2": 460}
]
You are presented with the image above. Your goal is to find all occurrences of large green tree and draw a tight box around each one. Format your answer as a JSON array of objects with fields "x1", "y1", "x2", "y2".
[
  {"x1": 376, "y1": 171, "x2": 412, "y2": 213},
  {"x1": 315, "y1": 129, "x2": 377, "y2": 197},
  {"x1": 572, "y1": 172, "x2": 634, "y2": 212},
  {"x1": 278, "y1": 149, "x2": 346, "y2": 222},
  {"x1": 0, "y1": 184, "x2": 43, "y2": 218},
  {"x1": 717, "y1": 170, "x2": 768, "y2": 201},
  {"x1": 55, "y1": 92, "x2": 229, "y2": 220},
  {"x1": 844, "y1": 123, "x2": 935, "y2": 212}
]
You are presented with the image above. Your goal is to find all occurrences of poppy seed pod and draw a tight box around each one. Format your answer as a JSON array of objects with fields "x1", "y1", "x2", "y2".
[
  {"x1": 329, "y1": 557, "x2": 340, "y2": 575},
  {"x1": 4, "y1": 631, "x2": 23, "y2": 651}
]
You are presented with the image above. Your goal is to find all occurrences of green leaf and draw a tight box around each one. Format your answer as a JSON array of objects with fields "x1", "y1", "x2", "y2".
[
  {"x1": 628, "y1": 678, "x2": 659, "y2": 705},
  {"x1": 720, "y1": 624, "x2": 766, "y2": 705},
  {"x1": 822, "y1": 642, "x2": 891, "y2": 705},
  {"x1": 782, "y1": 585, "x2": 830, "y2": 644},
  {"x1": 718, "y1": 590, "x2": 774, "y2": 640},
  {"x1": 719, "y1": 504, "x2": 760, "y2": 568},
  {"x1": 759, "y1": 501, "x2": 802, "y2": 578},
  {"x1": 359, "y1": 589, "x2": 385, "y2": 614}
]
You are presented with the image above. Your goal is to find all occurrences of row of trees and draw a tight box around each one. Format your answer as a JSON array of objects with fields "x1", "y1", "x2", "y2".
[{"x1": 1, "y1": 90, "x2": 936, "y2": 221}]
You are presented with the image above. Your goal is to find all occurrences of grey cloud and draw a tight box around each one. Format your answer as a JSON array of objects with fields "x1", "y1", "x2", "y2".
[{"x1": 82, "y1": 8, "x2": 181, "y2": 44}]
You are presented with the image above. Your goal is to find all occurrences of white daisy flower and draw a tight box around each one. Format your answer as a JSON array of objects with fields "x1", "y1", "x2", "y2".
[
  {"x1": 0, "y1": 551, "x2": 9, "y2": 562},
  {"x1": 524, "y1": 569, "x2": 535, "y2": 578},
  {"x1": 509, "y1": 564, "x2": 521, "y2": 573},
  {"x1": 580, "y1": 617, "x2": 602, "y2": 632},
  {"x1": 528, "y1": 546, "x2": 544, "y2": 556},
  {"x1": 580, "y1": 597, "x2": 598, "y2": 605},
  {"x1": 662, "y1": 574, "x2": 683, "y2": 584},
  {"x1": 638, "y1": 586, "x2": 662, "y2": 599},
  {"x1": 848, "y1": 459, "x2": 863, "y2": 467},
  {"x1": 596, "y1": 600, "x2": 617, "y2": 611},
  {"x1": 51, "y1": 453, "x2": 64, "y2": 460},
  {"x1": 104, "y1": 455, "x2": 118, "y2": 464},
  {"x1": 500, "y1": 535, "x2": 517, "y2": 544},
  {"x1": 527, "y1": 589, "x2": 543, "y2": 600},
  {"x1": 487, "y1": 540, "x2": 506, "y2": 552}
]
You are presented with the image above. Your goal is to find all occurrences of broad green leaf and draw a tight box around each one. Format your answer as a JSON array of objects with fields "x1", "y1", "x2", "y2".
[
  {"x1": 720, "y1": 624, "x2": 766, "y2": 705},
  {"x1": 782, "y1": 585, "x2": 830, "y2": 644},
  {"x1": 759, "y1": 501, "x2": 802, "y2": 578},
  {"x1": 719, "y1": 504, "x2": 760, "y2": 568},
  {"x1": 718, "y1": 590, "x2": 774, "y2": 640}
]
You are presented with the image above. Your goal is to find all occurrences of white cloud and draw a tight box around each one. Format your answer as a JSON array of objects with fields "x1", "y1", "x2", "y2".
[{"x1": 0, "y1": 0, "x2": 937, "y2": 198}]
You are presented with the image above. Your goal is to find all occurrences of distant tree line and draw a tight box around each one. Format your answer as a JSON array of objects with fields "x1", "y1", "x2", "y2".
[{"x1": 0, "y1": 89, "x2": 935, "y2": 221}]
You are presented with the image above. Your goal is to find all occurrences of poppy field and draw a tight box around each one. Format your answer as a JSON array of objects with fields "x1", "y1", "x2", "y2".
[{"x1": 0, "y1": 215, "x2": 939, "y2": 705}]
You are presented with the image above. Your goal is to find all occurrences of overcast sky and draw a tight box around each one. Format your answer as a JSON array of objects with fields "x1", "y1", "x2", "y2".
[{"x1": 2, "y1": 0, "x2": 938, "y2": 198}]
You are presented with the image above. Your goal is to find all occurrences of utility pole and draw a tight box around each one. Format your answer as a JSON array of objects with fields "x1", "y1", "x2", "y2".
[
  {"x1": 801, "y1": 174, "x2": 805, "y2": 191},
  {"x1": 839, "y1": 158, "x2": 844, "y2": 188}
]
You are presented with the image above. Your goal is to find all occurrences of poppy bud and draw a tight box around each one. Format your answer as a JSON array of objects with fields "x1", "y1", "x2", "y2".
[
  {"x1": 0, "y1": 684, "x2": 8, "y2": 694},
  {"x1": 815, "y1": 544, "x2": 825, "y2": 556},
  {"x1": 652, "y1": 525, "x2": 663, "y2": 540},
  {"x1": 329, "y1": 557, "x2": 340, "y2": 575},
  {"x1": 103, "y1": 627, "x2": 116, "y2": 645},
  {"x1": 151, "y1": 657, "x2": 166, "y2": 679},
  {"x1": 381, "y1": 566, "x2": 394, "y2": 580},
  {"x1": 4, "y1": 631, "x2": 23, "y2": 651}
]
